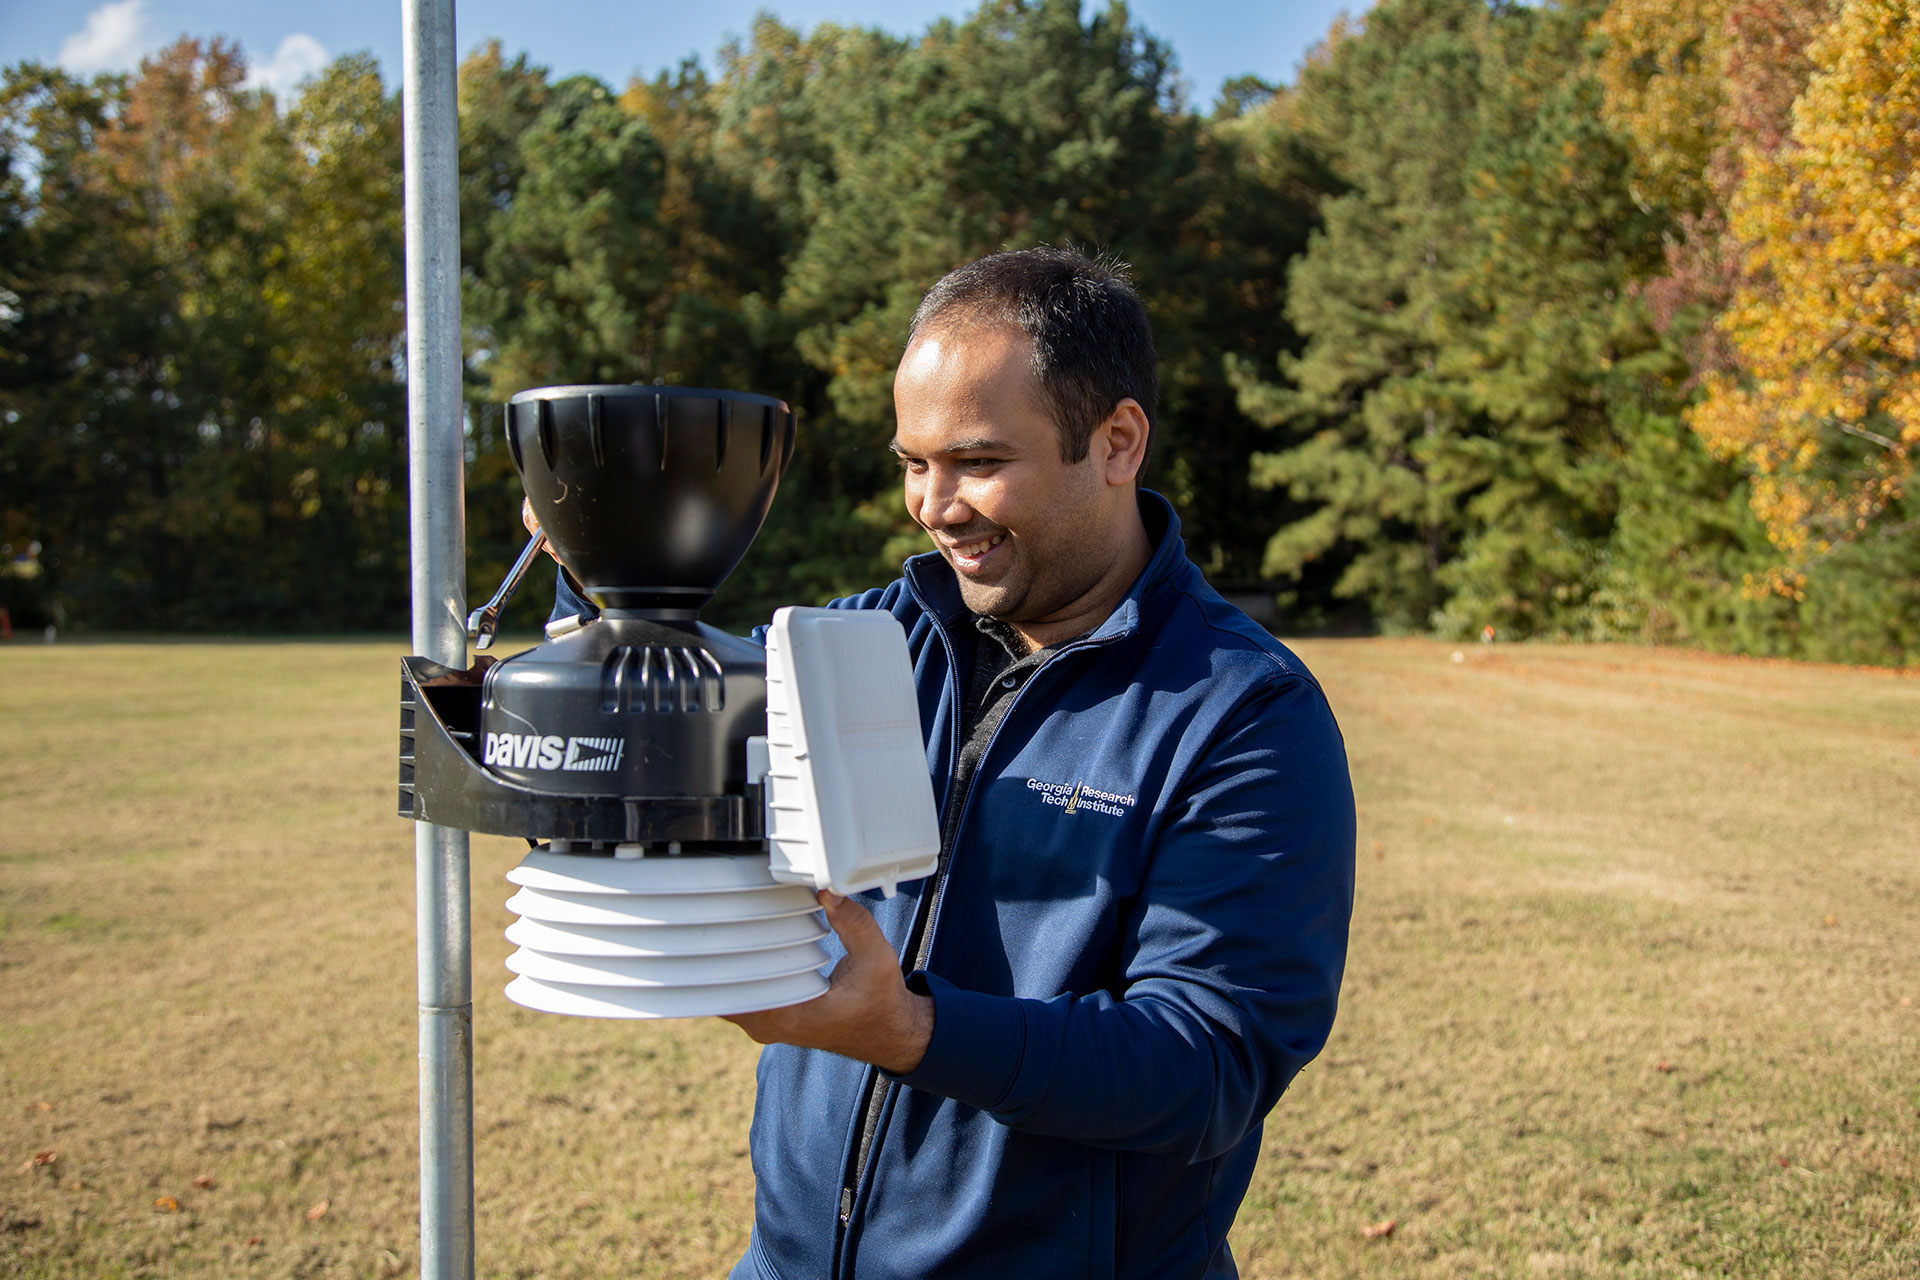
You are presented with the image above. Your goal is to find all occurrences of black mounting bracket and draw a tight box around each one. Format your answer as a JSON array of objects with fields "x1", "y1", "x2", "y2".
[{"x1": 398, "y1": 656, "x2": 764, "y2": 846}]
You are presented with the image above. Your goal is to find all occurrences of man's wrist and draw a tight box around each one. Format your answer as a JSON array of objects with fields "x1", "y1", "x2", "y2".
[{"x1": 876, "y1": 990, "x2": 935, "y2": 1075}]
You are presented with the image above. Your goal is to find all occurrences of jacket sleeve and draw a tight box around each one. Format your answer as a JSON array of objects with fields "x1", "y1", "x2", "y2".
[
  {"x1": 549, "y1": 567, "x2": 596, "y2": 624},
  {"x1": 895, "y1": 675, "x2": 1356, "y2": 1162},
  {"x1": 746, "y1": 581, "x2": 908, "y2": 645}
]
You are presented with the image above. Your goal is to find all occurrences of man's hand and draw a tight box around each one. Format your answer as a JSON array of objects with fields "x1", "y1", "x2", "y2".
[
  {"x1": 520, "y1": 497, "x2": 562, "y2": 562},
  {"x1": 722, "y1": 891, "x2": 934, "y2": 1075}
]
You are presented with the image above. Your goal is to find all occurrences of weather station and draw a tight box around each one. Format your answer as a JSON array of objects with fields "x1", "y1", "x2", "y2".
[
  {"x1": 399, "y1": 383, "x2": 940, "y2": 1021},
  {"x1": 395, "y1": 6, "x2": 937, "y2": 1277}
]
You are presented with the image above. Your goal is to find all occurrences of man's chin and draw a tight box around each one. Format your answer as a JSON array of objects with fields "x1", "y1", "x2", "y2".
[{"x1": 953, "y1": 577, "x2": 1023, "y2": 621}]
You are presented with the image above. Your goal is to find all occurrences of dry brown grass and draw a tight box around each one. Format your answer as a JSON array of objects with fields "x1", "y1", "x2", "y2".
[{"x1": 1, "y1": 637, "x2": 1915, "y2": 1278}]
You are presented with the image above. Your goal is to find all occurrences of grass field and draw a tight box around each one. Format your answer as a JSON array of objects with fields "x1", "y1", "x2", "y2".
[{"x1": 2, "y1": 637, "x2": 1915, "y2": 1279}]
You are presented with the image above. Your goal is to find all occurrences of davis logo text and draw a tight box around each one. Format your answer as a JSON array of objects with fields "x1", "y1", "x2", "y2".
[{"x1": 483, "y1": 732, "x2": 625, "y2": 773}]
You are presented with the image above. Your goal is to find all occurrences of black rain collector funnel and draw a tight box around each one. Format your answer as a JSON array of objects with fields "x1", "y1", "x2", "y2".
[{"x1": 508, "y1": 385, "x2": 797, "y2": 613}]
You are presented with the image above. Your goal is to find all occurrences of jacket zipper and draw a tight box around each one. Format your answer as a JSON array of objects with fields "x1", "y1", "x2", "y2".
[
  {"x1": 836, "y1": 617, "x2": 969, "y2": 1241},
  {"x1": 838, "y1": 729, "x2": 979, "y2": 1228},
  {"x1": 830, "y1": 603, "x2": 1115, "y2": 1264}
]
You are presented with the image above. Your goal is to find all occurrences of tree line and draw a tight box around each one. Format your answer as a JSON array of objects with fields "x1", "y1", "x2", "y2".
[{"x1": 1, "y1": 0, "x2": 1913, "y2": 661}]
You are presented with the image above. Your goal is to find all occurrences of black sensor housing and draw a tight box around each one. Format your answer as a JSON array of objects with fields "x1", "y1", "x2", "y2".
[{"x1": 399, "y1": 384, "x2": 796, "y2": 843}]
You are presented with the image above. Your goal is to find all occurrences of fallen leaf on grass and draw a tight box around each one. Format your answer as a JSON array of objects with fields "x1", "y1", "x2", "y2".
[
  {"x1": 1362, "y1": 1219, "x2": 1396, "y2": 1239},
  {"x1": 1774, "y1": 1156, "x2": 1791, "y2": 1168},
  {"x1": 1655, "y1": 1061, "x2": 1676, "y2": 1074},
  {"x1": 154, "y1": 1197, "x2": 181, "y2": 1213},
  {"x1": 246, "y1": 1236, "x2": 263, "y2": 1247},
  {"x1": 304, "y1": 1198, "x2": 330, "y2": 1222},
  {"x1": 192, "y1": 1175, "x2": 217, "y2": 1190},
  {"x1": 1823, "y1": 915, "x2": 1838, "y2": 926},
  {"x1": 20, "y1": 1150, "x2": 56, "y2": 1173}
]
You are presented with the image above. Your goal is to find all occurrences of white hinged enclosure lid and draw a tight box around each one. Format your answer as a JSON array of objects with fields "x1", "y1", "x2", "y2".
[{"x1": 760, "y1": 606, "x2": 940, "y2": 896}]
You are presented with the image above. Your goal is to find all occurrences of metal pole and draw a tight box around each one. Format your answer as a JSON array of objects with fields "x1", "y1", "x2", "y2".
[{"x1": 402, "y1": 2, "x2": 473, "y2": 1278}]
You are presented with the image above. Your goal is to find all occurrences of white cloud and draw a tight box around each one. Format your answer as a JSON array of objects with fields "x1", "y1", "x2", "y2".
[
  {"x1": 59, "y1": 0, "x2": 156, "y2": 75},
  {"x1": 248, "y1": 33, "x2": 330, "y2": 99}
]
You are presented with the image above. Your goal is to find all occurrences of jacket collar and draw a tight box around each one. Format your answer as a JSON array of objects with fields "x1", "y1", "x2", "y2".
[{"x1": 902, "y1": 489, "x2": 1189, "y2": 648}]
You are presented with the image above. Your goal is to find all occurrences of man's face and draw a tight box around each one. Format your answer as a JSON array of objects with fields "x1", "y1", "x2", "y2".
[{"x1": 891, "y1": 324, "x2": 1113, "y2": 629}]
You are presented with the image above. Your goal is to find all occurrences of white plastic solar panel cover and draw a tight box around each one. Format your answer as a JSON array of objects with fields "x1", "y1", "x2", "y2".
[{"x1": 762, "y1": 606, "x2": 941, "y2": 896}]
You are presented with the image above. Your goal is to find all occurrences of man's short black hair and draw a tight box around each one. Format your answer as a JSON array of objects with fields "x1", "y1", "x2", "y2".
[{"x1": 909, "y1": 247, "x2": 1157, "y2": 464}]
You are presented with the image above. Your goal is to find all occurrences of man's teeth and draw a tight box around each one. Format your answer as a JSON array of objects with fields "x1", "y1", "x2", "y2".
[{"x1": 955, "y1": 534, "x2": 1005, "y2": 558}]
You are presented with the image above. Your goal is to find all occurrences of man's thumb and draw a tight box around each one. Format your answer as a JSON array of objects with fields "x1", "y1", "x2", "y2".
[{"x1": 819, "y1": 891, "x2": 887, "y2": 956}]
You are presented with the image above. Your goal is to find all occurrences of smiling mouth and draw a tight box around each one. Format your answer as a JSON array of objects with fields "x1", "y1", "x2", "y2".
[
  {"x1": 940, "y1": 531, "x2": 1007, "y2": 573},
  {"x1": 949, "y1": 533, "x2": 1005, "y2": 559}
]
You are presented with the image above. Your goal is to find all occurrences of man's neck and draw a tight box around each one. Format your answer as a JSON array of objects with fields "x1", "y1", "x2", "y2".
[{"x1": 1006, "y1": 502, "x2": 1154, "y2": 652}]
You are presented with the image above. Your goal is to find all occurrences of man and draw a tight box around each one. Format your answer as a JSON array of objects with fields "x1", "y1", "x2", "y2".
[{"x1": 550, "y1": 248, "x2": 1354, "y2": 1279}]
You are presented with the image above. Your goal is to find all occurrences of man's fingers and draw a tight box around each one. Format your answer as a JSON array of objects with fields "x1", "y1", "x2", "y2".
[
  {"x1": 521, "y1": 497, "x2": 562, "y2": 562},
  {"x1": 718, "y1": 892, "x2": 932, "y2": 1072},
  {"x1": 818, "y1": 891, "x2": 891, "y2": 962},
  {"x1": 720, "y1": 979, "x2": 834, "y2": 1043}
]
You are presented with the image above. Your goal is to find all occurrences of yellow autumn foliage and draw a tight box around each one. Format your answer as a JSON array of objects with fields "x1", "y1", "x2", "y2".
[
  {"x1": 1688, "y1": 0, "x2": 1919, "y2": 595},
  {"x1": 1591, "y1": 0, "x2": 1730, "y2": 216}
]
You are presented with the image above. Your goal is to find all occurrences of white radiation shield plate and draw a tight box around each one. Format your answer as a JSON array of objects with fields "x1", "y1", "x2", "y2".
[
  {"x1": 504, "y1": 884, "x2": 822, "y2": 926},
  {"x1": 503, "y1": 913, "x2": 828, "y2": 959},
  {"x1": 505, "y1": 942, "x2": 829, "y2": 987},
  {"x1": 509, "y1": 848, "x2": 795, "y2": 894},
  {"x1": 761, "y1": 607, "x2": 941, "y2": 897},
  {"x1": 504, "y1": 970, "x2": 828, "y2": 1019},
  {"x1": 502, "y1": 848, "x2": 830, "y2": 1019}
]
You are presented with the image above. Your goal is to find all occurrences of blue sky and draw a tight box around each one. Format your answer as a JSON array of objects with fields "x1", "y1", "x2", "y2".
[{"x1": 7, "y1": 1, "x2": 1366, "y2": 109}]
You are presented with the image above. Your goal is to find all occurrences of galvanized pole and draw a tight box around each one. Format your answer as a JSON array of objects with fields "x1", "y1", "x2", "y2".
[{"x1": 402, "y1": 1, "x2": 473, "y2": 1278}]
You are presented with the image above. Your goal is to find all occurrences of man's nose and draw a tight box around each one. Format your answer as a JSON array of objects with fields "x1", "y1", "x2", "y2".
[{"x1": 909, "y1": 468, "x2": 970, "y2": 530}]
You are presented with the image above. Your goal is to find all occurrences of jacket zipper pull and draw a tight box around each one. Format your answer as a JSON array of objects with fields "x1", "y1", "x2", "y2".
[{"x1": 838, "y1": 1186, "x2": 854, "y2": 1225}]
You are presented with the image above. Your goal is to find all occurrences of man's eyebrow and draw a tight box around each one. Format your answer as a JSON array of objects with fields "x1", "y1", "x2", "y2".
[{"x1": 888, "y1": 435, "x2": 1017, "y2": 456}]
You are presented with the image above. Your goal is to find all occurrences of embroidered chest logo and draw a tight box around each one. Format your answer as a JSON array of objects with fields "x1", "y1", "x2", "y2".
[{"x1": 1025, "y1": 778, "x2": 1138, "y2": 818}]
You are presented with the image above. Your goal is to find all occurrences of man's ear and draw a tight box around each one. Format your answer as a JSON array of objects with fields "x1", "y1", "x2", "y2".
[{"x1": 1096, "y1": 398, "x2": 1150, "y2": 487}]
